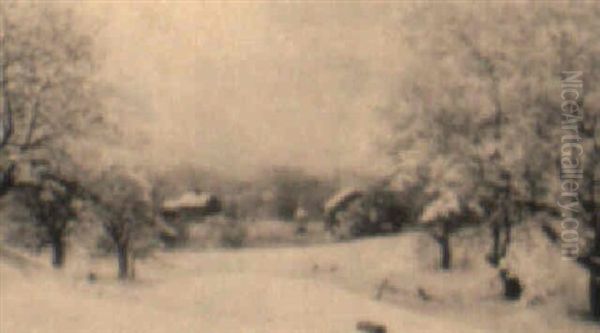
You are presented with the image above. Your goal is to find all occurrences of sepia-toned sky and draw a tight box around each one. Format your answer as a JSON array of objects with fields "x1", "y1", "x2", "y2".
[{"x1": 76, "y1": 2, "x2": 409, "y2": 178}]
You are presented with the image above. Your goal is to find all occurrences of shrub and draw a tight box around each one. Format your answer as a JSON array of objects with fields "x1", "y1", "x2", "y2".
[{"x1": 219, "y1": 221, "x2": 247, "y2": 248}]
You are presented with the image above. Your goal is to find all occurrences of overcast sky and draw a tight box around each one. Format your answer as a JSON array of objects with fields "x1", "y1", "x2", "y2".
[{"x1": 76, "y1": 2, "x2": 409, "y2": 178}]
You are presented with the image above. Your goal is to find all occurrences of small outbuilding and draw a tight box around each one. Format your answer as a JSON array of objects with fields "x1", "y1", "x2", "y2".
[
  {"x1": 161, "y1": 191, "x2": 221, "y2": 222},
  {"x1": 323, "y1": 187, "x2": 364, "y2": 233},
  {"x1": 157, "y1": 191, "x2": 222, "y2": 247}
]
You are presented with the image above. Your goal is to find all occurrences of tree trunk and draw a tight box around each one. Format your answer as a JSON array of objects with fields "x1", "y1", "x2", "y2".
[
  {"x1": 502, "y1": 217, "x2": 511, "y2": 258},
  {"x1": 489, "y1": 198, "x2": 511, "y2": 267},
  {"x1": 489, "y1": 223, "x2": 501, "y2": 266},
  {"x1": 589, "y1": 173, "x2": 599, "y2": 320},
  {"x1": 593, "y1": 228, "x2": 600, "y2": 320},
  {"x1": 591, "y1": 267, "x2": 600, "y2": 320},
  {"x1": 439, "y1": 235, "x2": 451, "y2": 270},
  {"x1": 437, "y1": 224, "x2": 451, "y2": 270},
  {"x1": 51, "y1": 234, "x2": 65, "y2": 268},
  {"x1": 117, "y1": 242, "x2": 129, "y2": 280},
  {"x1": 588, "y1": 108, "x2": 599, "y2": 320}
]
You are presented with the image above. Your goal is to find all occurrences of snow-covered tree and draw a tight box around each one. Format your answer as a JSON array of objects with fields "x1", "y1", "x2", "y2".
[{"x1": 385, "y1": 1, "x2": 600, "y2": 313}]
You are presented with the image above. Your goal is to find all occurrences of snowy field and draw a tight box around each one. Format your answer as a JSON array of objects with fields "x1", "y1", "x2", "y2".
[{"x1": 1, "y1": 232, "x2": 598, "y2": 333}]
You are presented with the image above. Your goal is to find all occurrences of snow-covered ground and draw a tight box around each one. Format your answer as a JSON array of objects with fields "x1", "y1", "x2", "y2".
[{"x1": 1, "y1": 232, "x2": 597, "y2": 333}]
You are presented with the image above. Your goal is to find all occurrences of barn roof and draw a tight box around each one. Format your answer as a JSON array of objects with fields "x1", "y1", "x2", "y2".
[
  {"x1": 324, "y1": 187, "x2": 363, "y2": 213},
  {"x1": 162, "y1": 192, "x2": 217, "y2": 211}
]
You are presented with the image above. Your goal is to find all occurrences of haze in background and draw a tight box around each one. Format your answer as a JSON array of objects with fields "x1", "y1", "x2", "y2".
[{"x1": 75, "y1": 2, "x2": 409, "y2": 179}]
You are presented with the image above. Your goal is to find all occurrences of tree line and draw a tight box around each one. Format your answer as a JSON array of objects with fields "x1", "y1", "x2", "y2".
[{"x1": 0, "y1": 2, "x2": 152, "y2": 280}]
